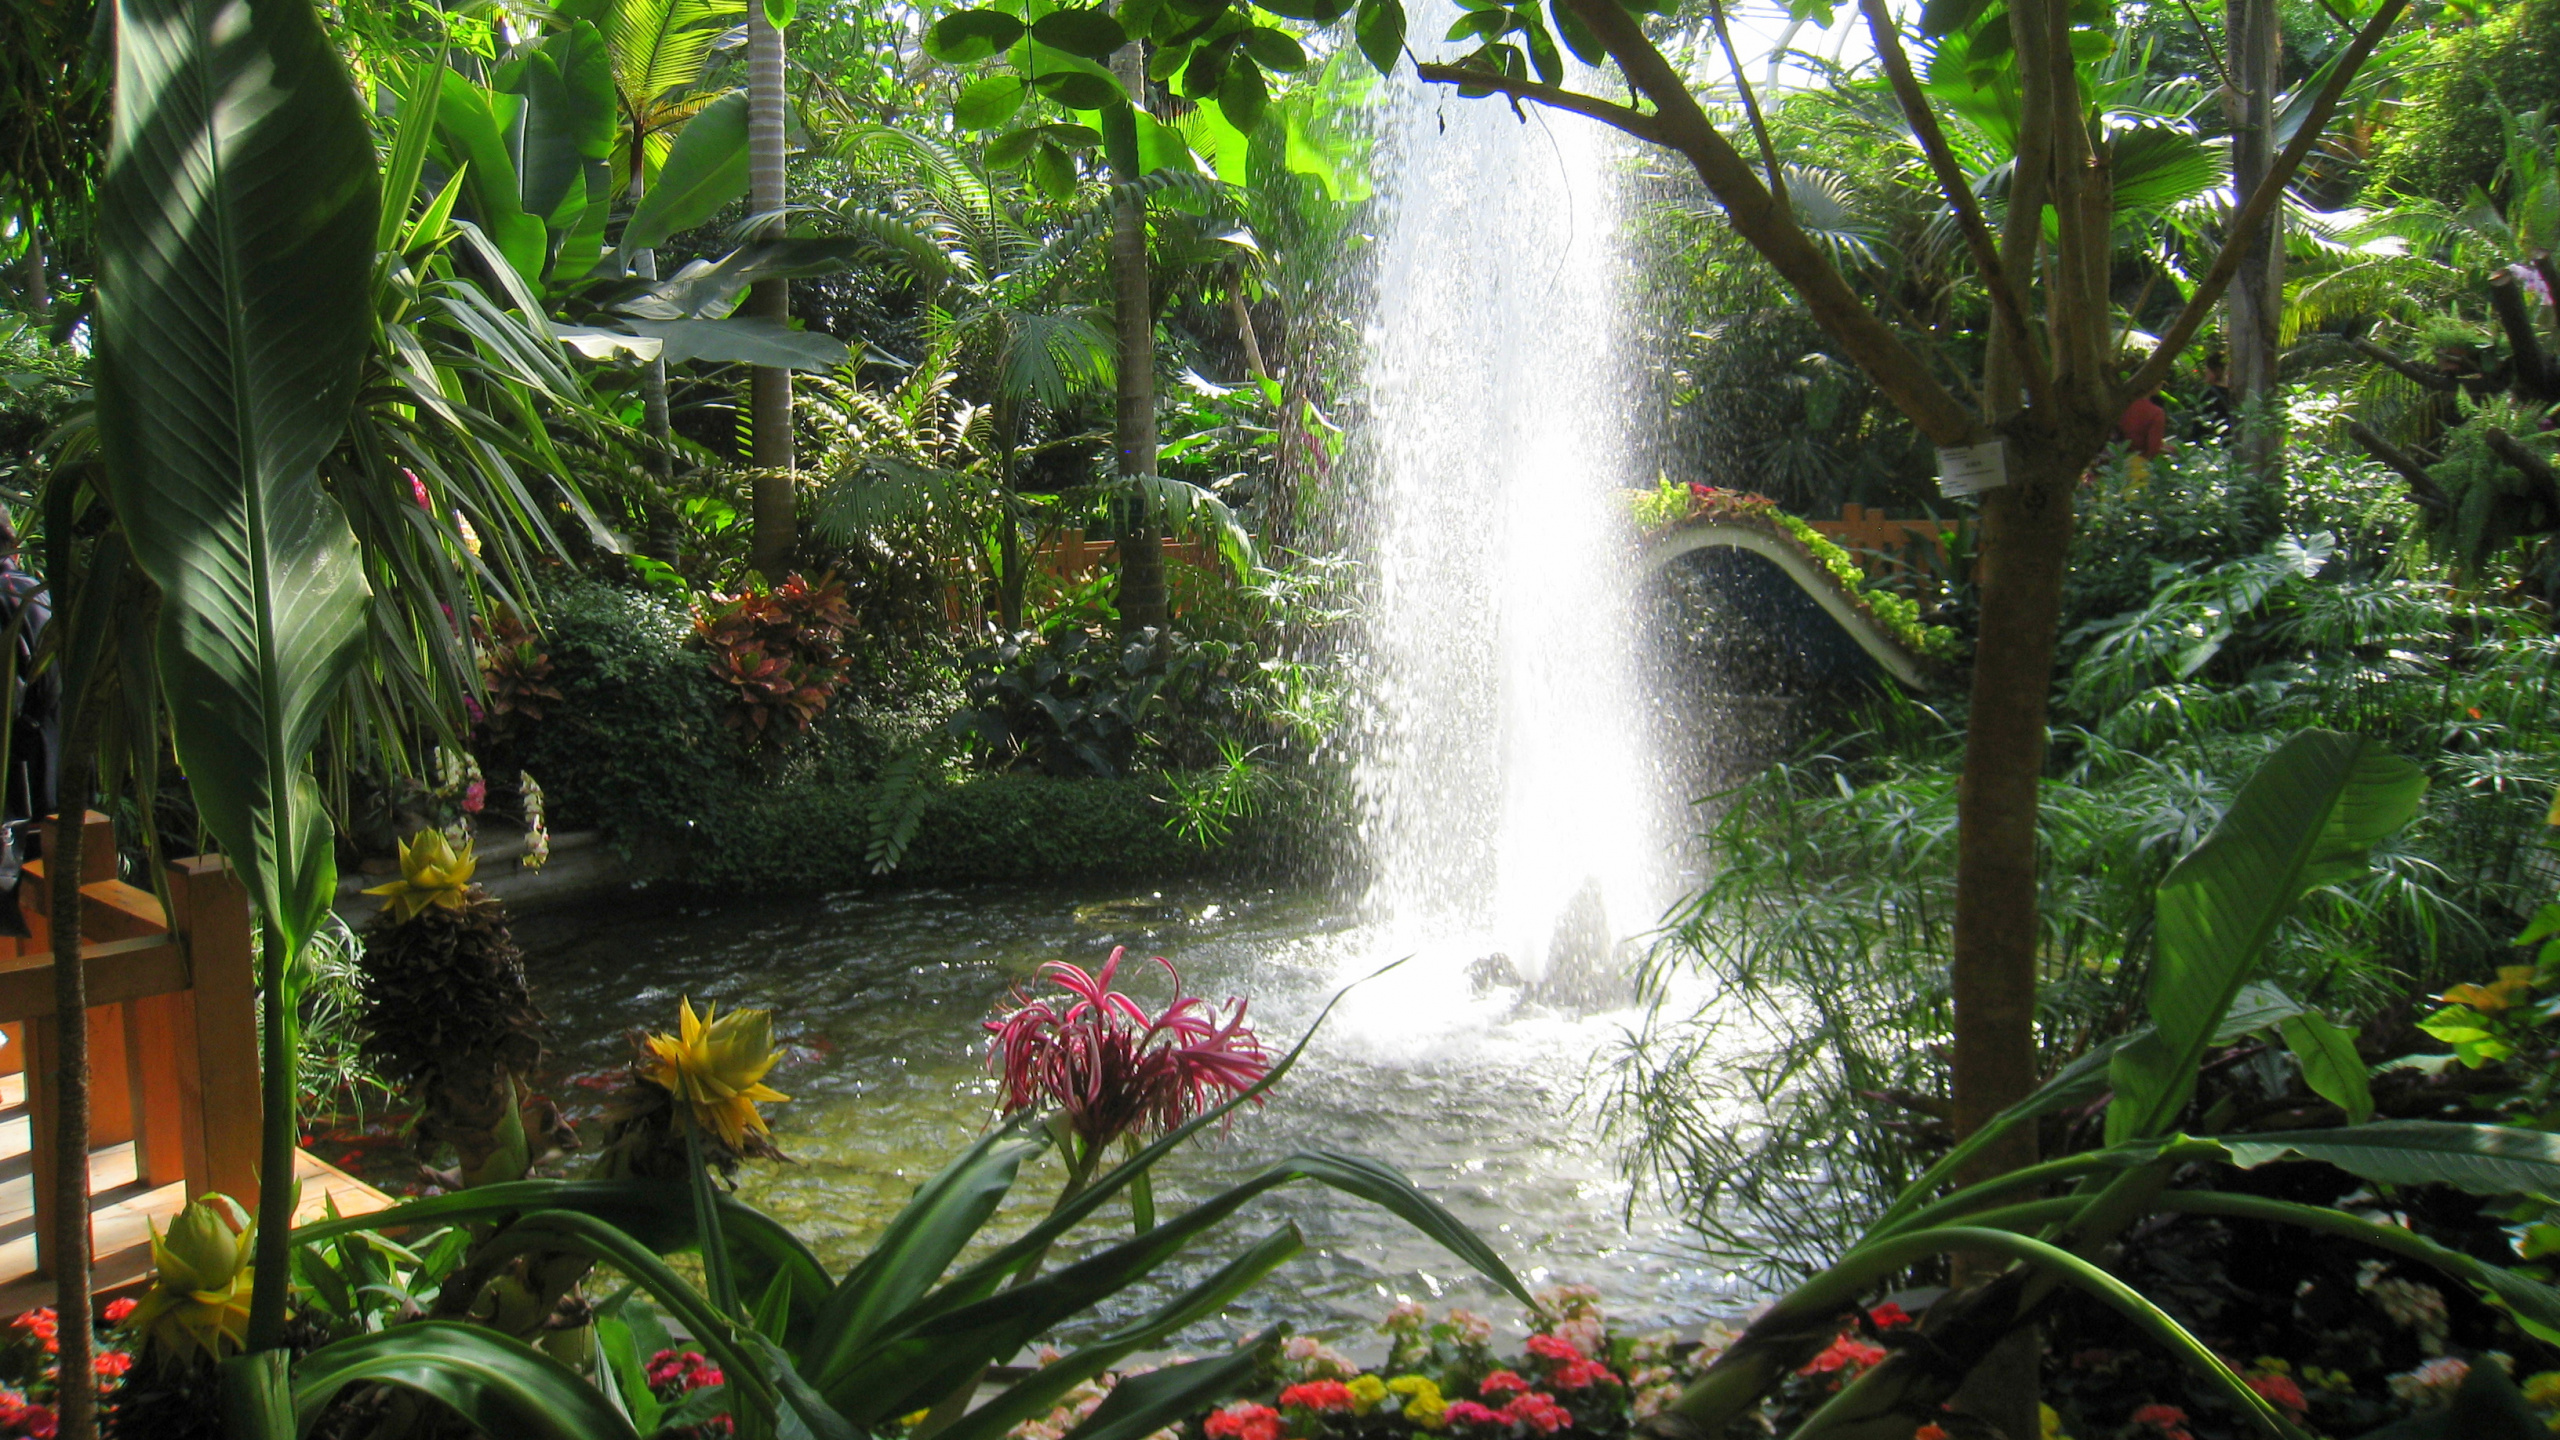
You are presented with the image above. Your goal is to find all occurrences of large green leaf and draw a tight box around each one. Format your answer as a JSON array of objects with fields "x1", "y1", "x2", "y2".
[
  {"x1": 429, "y1": 69, "x2": 546, "y2": 282},
  {"x1": 623, "y1": 88, "x2": 747, "y2": 250},
  {"x1": 620, "y1": 316, "x2": 850, "y2": 368},
  {"x1": 802, "y1": 1120, "x2": 1045, "y2": 1373},
  {"x1": 2107, "y1": 732, "x2": 2425, "y2": 1141},
  {"x1": 2222, "y1": 1122, "x2": 2560, "y2": 1196},
  {"x1": 291, "y1": 1323, "x2": 641, "y2": 1439},
  {"x1": 97, "y1": 0, "x2": 377, "y2": 961}
]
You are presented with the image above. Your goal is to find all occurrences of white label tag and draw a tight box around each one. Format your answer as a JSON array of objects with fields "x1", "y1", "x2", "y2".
[{"x1": 1936, "y1": 438, "x2": 2010, "y2": 497}]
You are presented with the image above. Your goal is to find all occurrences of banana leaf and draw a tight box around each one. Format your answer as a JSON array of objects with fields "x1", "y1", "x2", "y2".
[
  {"x1": 2221, "y1": 1121, "x2": 2560, "y2": 1196},
  {"x1": 2108, "y1": 731, "x2": 2426, "y2": 1141}
]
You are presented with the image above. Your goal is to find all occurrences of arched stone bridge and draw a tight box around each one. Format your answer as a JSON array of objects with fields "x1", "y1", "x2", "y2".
[{"x1": 1634, "y1": 493, "x2": 1956, "y2": 691}]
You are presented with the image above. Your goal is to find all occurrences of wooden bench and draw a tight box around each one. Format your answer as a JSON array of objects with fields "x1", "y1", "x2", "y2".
[{"x1": 0, "y1": 813, "x2": 271, "y2": 1282}]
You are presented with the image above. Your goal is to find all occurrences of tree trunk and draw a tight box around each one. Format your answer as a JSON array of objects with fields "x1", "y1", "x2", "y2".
[
  {"x1": 1106, "y1": 43, "x2": 1167, "y2": 634},
  {"x1": 49, "y1": 701, "x2": 98, "y2": 1440},
  {"x1": 1933, "y1": 421, "x2": 2084, "y2": 1440},
  {"x1": 745, "y1": 2, "x2": 796, "y2": 581},
  {"x1": 23, "y1": 210, "x2": 47, "y2": 334},
  {"x1": 628, "y1": 151, "x2": 675, "y2": 485},
  {"x1": 2225, "y1": 0, "x2": 2284, "y2": 492}
]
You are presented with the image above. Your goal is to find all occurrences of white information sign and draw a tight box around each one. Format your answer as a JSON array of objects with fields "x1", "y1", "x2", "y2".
[{"x1": 1936, "y1": 438, "x2": 2011, "y2": 498}]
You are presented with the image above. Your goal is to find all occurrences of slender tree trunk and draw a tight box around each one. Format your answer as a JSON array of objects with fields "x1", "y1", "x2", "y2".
[
  {"x1": 629, "y1": 151, "x2": 675, "y2": 485},
  {"x1": 2225, "y1": 0, "x2": 2284, "y2": 493},
  {"x1": 1106, "y1": 44, "x2": 1167, "y2": 634},
  {"x1": 49, "y1": 701, "x2": 98, "y2": 1440},
  {"x1": 23, "y1": 211, "x2": 47, "y2": 334},
  {"x1": 745, "y1": 2, "x2": 796, "y2": 580}
]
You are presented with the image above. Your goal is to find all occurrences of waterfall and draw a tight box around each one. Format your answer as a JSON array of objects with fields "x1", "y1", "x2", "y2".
[{"x1": 1351, "y1": 51, "x2": 1666, "y2": 988}]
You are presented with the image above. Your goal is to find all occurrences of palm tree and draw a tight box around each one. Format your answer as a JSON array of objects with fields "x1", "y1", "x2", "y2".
[
  {"x1": 745, "y1": 0, "x2": 795, "y2": 577},
  {"x1": 594, "y1": 0, "x2": 748, "y2": 472}
]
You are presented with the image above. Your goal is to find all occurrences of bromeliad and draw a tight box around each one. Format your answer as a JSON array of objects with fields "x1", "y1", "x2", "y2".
[
  {"x1": 984, "y1": 946, "x2": 1271, "y2": 1160},
  {"x1": 642, "y1": 998, "x2": 791, "y2": 1154},
  {"x1": 361, "y1": 829, "x2": 478, "y2": 923}
]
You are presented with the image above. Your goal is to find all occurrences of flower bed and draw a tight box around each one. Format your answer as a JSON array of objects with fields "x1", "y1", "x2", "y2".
[{"x1": 915, "y1": 1274, "x2": 2560, "y2": 1440}]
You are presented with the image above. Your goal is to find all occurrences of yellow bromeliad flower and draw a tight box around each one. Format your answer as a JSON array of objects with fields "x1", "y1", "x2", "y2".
[
  {"x1": 643, "y1": 998, "x2": 790, "y2": 1150},
  {"x1": 361, "y1": 828, "x2": 477, "y2": 923},
  {"x1": 124, "y1": 1194, "x2": 254, "y2": 1363}
]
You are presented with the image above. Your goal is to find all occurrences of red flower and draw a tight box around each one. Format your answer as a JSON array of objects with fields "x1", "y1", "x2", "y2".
[
  {"x1": 1205, "y1": 1404, "x2": 1282, "y2": 1440},
  {"x1": 2244, "y1": 1374, "x2": 2306, "y2": 1414},
  {"x1": 985, "y1": 948, "x2": 1270, "y2": 1151},
  {"x1": 1279, "y1": 1381, "x2": 1356, "y2": 1413},
  {"x1": 1549, "y1": 1358, "x2": 1617, "y2": 1391},
  {"x1": 91, "y1": 1351, "x2": 130, "y2": 1378},
  {"x1": 100, "y1": 1300, "x2": 135, "y2": 1324},
  {"x1": 1477, "y1": 1370, "x2": 1532, "y2": 1398},
  {"x1": 11, "y1": 1309, "x2": 57, "y2": 1355},
  {"x1": 0, "y1": 1390, "x2": 54, "y2": 1440},
  {"x1": 1797, "y1": 1334, "x2": 1886, "y2": 1377},
  {"x1": 1501, "y1": 1395, "x2": 1572, "y2": 1434},
  {"x1": 1914, "y1": 1427, "x2": 1949, "y2": 1440},
  {"x1": 2131, "y1": 1404, "x2": 2195, "y2": 1440},
  {"x1": 1525, "y1": 1333, "x2": 1583, "y2": 1362},
  {"x1": 1441, "y1": 1401, "x2": 1509, "y2": 1428},
  {"x1": 1866, "y1": 1303, "x2": 1914, "y2": 1330}
]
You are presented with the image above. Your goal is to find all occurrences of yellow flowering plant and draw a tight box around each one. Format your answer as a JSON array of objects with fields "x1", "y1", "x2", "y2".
[
  {"x1": 123, "y1": 1194, "x2": 255, "y2": 1363},
  {"x1": 641, "y1": 997, "x2": 791, "y2": 1153},
  {"x1": 360, "y1": 828, "x2": 478, "y2": 923}
]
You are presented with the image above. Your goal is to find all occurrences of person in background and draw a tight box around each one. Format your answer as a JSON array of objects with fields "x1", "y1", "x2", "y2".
[{"x1": 2114, "y1": 387, "x2": 2168, "y2": 483}]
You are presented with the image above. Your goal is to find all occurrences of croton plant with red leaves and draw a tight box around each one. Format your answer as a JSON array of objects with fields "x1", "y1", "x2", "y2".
[{"x1": 693, "y1": 572, "x2": 859, "y2": 741}]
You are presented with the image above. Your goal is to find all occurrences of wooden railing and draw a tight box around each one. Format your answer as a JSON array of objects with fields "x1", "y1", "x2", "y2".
[{"x1": 0, "y1": 812, "x2": 261, "y2": 1278}]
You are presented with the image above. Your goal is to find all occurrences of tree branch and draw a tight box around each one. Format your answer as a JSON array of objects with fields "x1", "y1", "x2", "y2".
[
  {"x1": 2487, "y1": 427, "x2": 2560, "y2": 516},
  {"x1": 1411, "y1": 63, "x2": 1678, "y2": 149},
  {"x1": 2349, "y1": 335, "x2": 2461, "y2": 392},
  {"x1": 1706, "y1": 0, "x2": 1788, "y2": 208},
  {"x1": 2488, "y1": 267, "x2": 2555, "y2": 401},
  {"x1": 1855, "y1": 0, "x2": 2046, "y2": 412},
  {"x1": 2121, "y1": 0, "x2": 2410, "y2": 403},
  {"x1": 1558, "y1": 0, "x2": 1986, "y2": 445},
  {"x1": 2344, "y1": 419, "x2": 2449, "y2": 513}
]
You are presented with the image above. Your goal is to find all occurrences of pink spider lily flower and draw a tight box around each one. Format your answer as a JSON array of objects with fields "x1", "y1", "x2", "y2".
[{"x1": 984, "y1": 947, "x2": 1272, "y2": 1153}]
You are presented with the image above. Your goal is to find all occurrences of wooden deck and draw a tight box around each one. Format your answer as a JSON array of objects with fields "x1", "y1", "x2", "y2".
[{"x1": 0, "y1": 1073, "x2": 393, "y2": 1314}]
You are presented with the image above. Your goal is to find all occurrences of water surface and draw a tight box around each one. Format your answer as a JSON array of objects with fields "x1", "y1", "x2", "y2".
[{"x1": 507, "y1": 883, "x2": 1749, "y2": 1347}]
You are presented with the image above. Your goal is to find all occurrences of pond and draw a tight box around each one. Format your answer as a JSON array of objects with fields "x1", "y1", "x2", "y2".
[{"x1": 490, "y1": 882, "x2": 1752, "y2": 1349}]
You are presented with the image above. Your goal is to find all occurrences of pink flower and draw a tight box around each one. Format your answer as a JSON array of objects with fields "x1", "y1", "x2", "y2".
[
  {"x1": 406, "y1": 470, "x2": 433, "y2": 511},
  {"x1": 1525, "y1": 1334, "x2": 1582, "y2": 1362},
  {"x1": 1440, "y1": 1401, "x2": 1508, "y2": 1428},
  {"x1": 1477, "y1": 1371, "x2": 1532, "y2": 1398},
  {"x1": 462, "y1": 778, "x2": 486, "y2": 814},
  {"x1": 984, "y1": 948, "x2": 1270, "y2": 1150},
  {"x1": 1278, "y1": 1381, "x2": 1355, "y2": 1413},
  {"x1": 1204, "y1": 1405, "x2": 1281, "y2": 1440},
  {"x1": 1501, "y1": 1395, "x2": 1571, "y2": 1435}
]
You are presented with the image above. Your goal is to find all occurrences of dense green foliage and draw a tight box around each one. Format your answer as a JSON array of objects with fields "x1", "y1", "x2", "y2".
[{"x1": 2366, "y1": 0, "x2": 2560, "y2": 203}]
